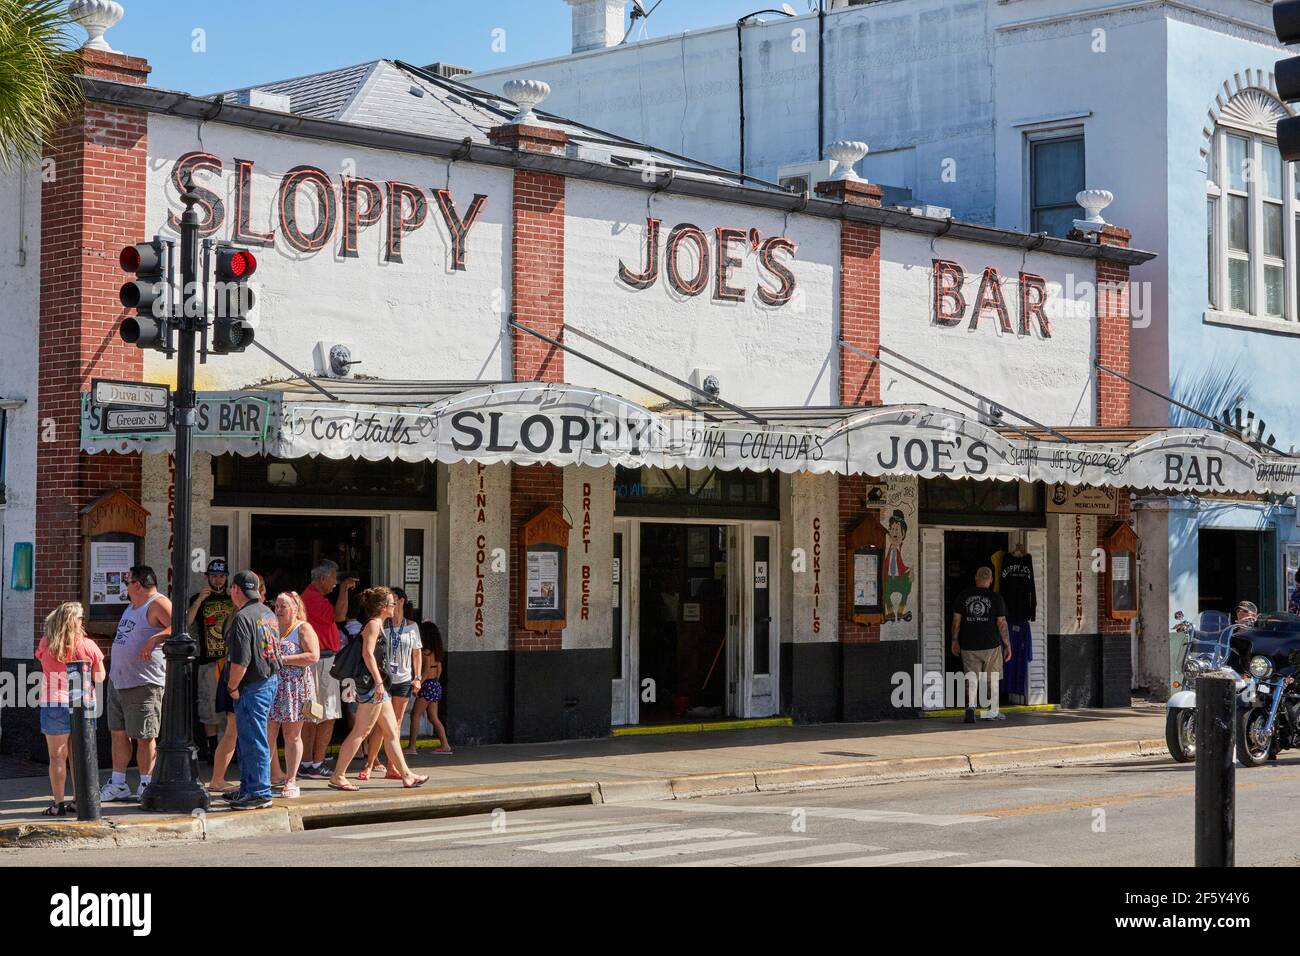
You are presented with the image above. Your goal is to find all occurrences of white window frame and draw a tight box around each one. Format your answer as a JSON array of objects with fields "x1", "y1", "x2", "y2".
[{"x1": 1206, "y1": 115, "x2": 1300, "y2": 330}]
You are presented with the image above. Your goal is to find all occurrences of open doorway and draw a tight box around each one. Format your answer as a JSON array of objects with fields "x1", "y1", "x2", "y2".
[
  {"x1": 1199, "y1": 528, "x2": 1272, "y2": 614},
  {"x1": 943, "y1": 530, "x2": 1009, "y2": 702},
  {"x1": 638, "y1": 524, "x2": 730, "y2": 724},
  {"x1": 249, "y1": 514, "x2": 375, "y2": 602}
]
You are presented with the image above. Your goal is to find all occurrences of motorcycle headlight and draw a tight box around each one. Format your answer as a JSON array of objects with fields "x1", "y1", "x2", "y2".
[{"x1": 1248, "y1": 656, "x2": 1273, "y2": 679}]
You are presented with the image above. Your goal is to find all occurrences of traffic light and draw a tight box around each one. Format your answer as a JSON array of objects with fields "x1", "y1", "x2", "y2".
[
  {"x1": 1275, "y1": 0, "x2": 1300, "y2": 160},
  {"x1": 211, "y1": 245, "x2": 257, "y2": 354},
  {"x1": 118, "y1": 240, "x2": 169, "y2": 350}
]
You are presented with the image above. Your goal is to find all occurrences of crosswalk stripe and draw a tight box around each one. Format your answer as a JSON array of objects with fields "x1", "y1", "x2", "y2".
[
  {"x1": 803, "y1": 850, "x2": 965, "y2": 867},
  {"x1": 332, "y1": 817, "x2": 552, "y2": 840},
  {"x1": 442, "y1": 823, "x2": 674, "y2": 846},
  {"x1": 592, "y1": 835, "x2": 810, "y2": 862},
  {"x1": 614, "y1": 802, "x2": 991, "y2": 826},
  {"x1": 954, "y1": 859, "x2": 1046, "y2": 867},
  {"x1": 667, "y1": 842, "x2": 888, "y2": 867},
  {"x1": 523, "y1": 827, "x2": 749, "y2": 853}
]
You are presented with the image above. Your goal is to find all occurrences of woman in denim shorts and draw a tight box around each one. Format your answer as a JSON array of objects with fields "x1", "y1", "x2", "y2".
[{"x1": 36, "y1": 603, "x2": 106, "y2": 816}]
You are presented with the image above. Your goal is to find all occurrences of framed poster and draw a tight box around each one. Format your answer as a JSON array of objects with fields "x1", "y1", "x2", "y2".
[
  {"x1": 1104, "y1": 522, "x2": 1139, "y2": 620},
  {"x1": 90, "y1": 541, "x2": 135, "y2": 606},
  {"x1": 79, "y1": 489, "x2": 149, "y2": 635},
  {"x1": 846, "y1": 513, "x2": 887, "y2": 624},
  {"x1": 518, "y1": 506, "x2": 569, "y2": 631}
]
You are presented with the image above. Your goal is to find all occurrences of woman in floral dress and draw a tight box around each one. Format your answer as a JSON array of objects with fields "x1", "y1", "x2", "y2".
[{"x1": 267, "y1": 591, "x2": 319, "y2": 798}]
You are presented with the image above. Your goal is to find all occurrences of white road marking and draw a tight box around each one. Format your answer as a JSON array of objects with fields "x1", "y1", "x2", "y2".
[
  {"x1": 332, "y1": 816, "x2": 552, "y2": 840},
  {"x1": 616, "y1": 802, "x2": 991, "y2": 826},
  {"x1": 592, "y1": 835, "x2": 810, "y2": 862},
  {"x1": 803, "y1": 850, "x2": 965, "y2": 866},
  {"x1": 667, "y1": 842, "x2": 887, "y2": 867},
  {"x1": 444, "y1": 822, "x2": 673, "y2": 846},
  {"x1": 954, "y1": 859, "x2": 1047, "y2": 867},
  {"x1": 522, "y1": 827, "x2": 750, "y2": 853}
]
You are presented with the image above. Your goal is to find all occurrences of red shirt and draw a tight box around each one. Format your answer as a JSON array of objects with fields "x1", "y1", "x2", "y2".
[
  {"x1": 36, "y1": 636, "x2": 105, "y2": 706},
  {"x1": 303, "y1": 584, "x2": 340, "y2": 652}
]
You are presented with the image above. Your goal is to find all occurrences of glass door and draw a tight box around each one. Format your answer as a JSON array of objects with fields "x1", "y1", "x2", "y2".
[
  {"x1": 611, "y1": 522, "x2": 633, "y2": 725},
  {"x1": 735, "y1": 522, "x2": 779, "y2": 718}
]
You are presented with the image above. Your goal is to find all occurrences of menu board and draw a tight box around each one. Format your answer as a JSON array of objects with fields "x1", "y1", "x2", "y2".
[
  {"x1": 527, "y1": 550, "x2": 561, "y2": 612},
  {"x1": 90, "y1": 541, "x2": 135, "y2": 606}
]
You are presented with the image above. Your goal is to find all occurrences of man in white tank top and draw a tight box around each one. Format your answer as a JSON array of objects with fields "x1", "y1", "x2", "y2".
[{"x1": 100, "y1": 566, "x2": 173, "y2": 803}]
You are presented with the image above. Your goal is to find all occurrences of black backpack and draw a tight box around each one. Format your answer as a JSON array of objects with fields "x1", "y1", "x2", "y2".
[{"x1": 328, "y1": 627, "x2": 390, "y2": 691}]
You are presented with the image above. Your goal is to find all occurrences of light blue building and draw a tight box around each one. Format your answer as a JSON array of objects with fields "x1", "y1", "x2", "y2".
[{"x1": 474, "y1": 0, "x2": 1300, "y2": 693}]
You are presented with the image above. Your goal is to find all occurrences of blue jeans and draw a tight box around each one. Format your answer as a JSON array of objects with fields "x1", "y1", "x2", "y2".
[{"x1": 233, "y1": 675, "x2": 279, "y2": 799}]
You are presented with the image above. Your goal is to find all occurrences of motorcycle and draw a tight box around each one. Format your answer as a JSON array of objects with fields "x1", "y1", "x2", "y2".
[
  {"x1": 1165, "y1": 609, "x2": 1251, "y2": 762},
  {"x1": 1234, "y1": 615, "x2": 1300, "y2": 767}
]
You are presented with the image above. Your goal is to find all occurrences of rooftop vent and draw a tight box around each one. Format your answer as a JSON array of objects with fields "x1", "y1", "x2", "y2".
[
  {"x1": 234, "y1": 88, "x2": 292, "y2": 112},
  {"x1": 425, "y1": 62, "x2": 472, "y2": 79}
]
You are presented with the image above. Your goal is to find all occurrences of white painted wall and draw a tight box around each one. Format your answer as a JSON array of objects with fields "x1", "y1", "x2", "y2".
[
  {"x1": 145, "y1": 115, "x2": 514, "y2": 391},
  {"x1": 563, "y1": 182, "x2": 838, "y2": 407},
  {"x1": 1046, "y1": 512, "x2": 1098, "y2": 636},
  {"x1": 878, "y1": 232, "x2": 1097, "y2": 425},
  {"x1": 786, "y1": 472, "x2": 838, "y2": 645},
  {"x1": 0, "y1": 163, "x2": 41, "y2": 659}
]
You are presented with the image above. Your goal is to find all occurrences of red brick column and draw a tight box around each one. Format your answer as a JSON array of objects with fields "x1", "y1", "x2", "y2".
[
  {"x1": 1095, "y1": 225, "x2": 1132, "y2": 428},
  {"x1": 491, "y1": 121, "x2": 570, "y2": 655},
  {"x1": 509, "y1": 465, "x2": 564, "y2": 652},
  {"x1": 1094, "y1": 225, "x2": 1133, "y2": 638},
  {"x1": 35, "y1": 50, "x2": 151, "y2": 646},
  {"x1": 819, "y1": 179, "x2": 884, "y2": 647}
]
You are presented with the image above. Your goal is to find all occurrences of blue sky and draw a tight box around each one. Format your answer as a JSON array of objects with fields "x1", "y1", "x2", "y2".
[{"x1": 96, "y1": 1, "x2": 816, "y2": 95}]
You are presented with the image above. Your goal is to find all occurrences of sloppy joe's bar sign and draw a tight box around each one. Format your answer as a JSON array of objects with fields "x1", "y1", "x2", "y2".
[
  {"x1": 161, "y1": 154, "x2": 800, "y2": 306},
  {"x1": 81, "y1": 386, "x2": 1300, "y2": 497}
]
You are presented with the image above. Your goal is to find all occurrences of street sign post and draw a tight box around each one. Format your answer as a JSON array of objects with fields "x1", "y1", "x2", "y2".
[{"x1": 91, "y1": 378, "x2": 170, "y2": 410}]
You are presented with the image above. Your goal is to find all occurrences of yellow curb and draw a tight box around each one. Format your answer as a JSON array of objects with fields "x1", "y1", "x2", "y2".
[
  {"x1": 923, "y1": 704, "x2": 1058, "y2": 718},
  {"x1": 613, "y1": 717, "x2": 793, "y2": 737}
]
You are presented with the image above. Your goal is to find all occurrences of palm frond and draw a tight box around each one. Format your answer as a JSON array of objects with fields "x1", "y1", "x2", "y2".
[
  {"x1": 0, "y1": 0, "x2": 84, "y2": 171},
  {"x1": 1168, "y1": 359, "x2": 1252, "y2": 430}
]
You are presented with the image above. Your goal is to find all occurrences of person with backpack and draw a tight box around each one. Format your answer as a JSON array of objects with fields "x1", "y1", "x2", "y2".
[
  {"x1": 222, "y1": 570, "x2": 282, "y2": 810},
  {"x1": 327, "y1": 586, "x2": 427, "y2": 792}
]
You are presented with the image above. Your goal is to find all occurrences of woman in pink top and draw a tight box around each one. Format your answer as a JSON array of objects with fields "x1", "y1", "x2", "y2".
[{"x1": 36, "y1": 602, "x2": 106, "y2": 816}]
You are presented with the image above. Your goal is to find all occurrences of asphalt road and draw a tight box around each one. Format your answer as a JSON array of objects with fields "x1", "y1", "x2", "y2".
[{"x1": 6, "y1": 753, "x2": 1300, "y2": 867}]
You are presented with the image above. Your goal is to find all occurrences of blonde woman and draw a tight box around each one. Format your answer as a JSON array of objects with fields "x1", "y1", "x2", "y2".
[
  {"x1": 36, "y1": 603, "x2": 106, "y2": 816},
  {"x1": 266, "y1": 591, "x2": 319, "y2": 798},
  {"x1": 328, "y1": 587, "x2": 427, "y2": 791}
]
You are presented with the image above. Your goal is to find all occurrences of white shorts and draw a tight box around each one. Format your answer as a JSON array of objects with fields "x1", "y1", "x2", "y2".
[
  {"x1": 197, "y1": 662, "x2": 220, "y2": 727},
  {"x1": 311, "y1": 655, "x2": 342, "y2": 722}
]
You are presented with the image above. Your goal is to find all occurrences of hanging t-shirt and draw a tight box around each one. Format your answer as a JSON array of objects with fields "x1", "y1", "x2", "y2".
[
  {"x1": 196, "y1": 593, "x2": 234, "y2": 663},
  {"x1": 1000, "y1": 552, "x2": 1037, "y2": 623},
  {"x1": 955, "y1": 587, "x2": 1007, "y2": 651}
]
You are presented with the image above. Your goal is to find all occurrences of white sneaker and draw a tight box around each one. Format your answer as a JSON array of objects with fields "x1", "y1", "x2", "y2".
[
  {"x1": 99, "y1": 781, "x2": 131, "y2": 802},
  {"x1": 136, "y1": 782, "x2": 149, "y2": 801}
]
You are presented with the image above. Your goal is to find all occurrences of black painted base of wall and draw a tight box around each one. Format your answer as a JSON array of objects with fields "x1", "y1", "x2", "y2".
[
  {"x1": 1048, "y1": 634, "x2": 1102, "y2": 708},
  {"x1": 445, "y1": 648, "x2": 611, "y2": 746},
  {"x1": 787, "y1": 642, "x2": 840, "y2": 723},
  {"x1": 1101, "y1": 634, "x2": 1132, "y2": 708},
  {"x1": 843, "y1": 641, "x2": 922, "y2": 722}
]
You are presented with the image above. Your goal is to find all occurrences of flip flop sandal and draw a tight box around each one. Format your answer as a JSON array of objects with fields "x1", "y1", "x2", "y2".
[
  {"x1": 385, "y1": 768, "x2": 403, "y2": 780},
  {"x1": 60, "y1": 801, "x2": 77, "y2": 816},
  {"x1": 327, "y1": 780, "x2": 360, "y2": 792},
  {"x1": 41, "y1": 801, "x2": 61, "y2": 817},
  {"x1": 357, "y1": 769, "x2": 373, "y2": 781},
  {"x1": 403, "y1": 775, "x2": 429, "y2": 789}
]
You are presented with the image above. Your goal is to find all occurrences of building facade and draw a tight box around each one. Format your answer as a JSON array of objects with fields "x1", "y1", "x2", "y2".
[
  {"x1": 4, "y1": 13, "x2": 1294, "y2": 757},
  {"x1": 473, "y1": 0, "x2": 1300, "y2": 697}
]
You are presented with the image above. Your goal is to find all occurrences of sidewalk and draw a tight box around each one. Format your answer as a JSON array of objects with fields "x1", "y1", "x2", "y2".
[{"x1": 0, "y1": 704, "x2": 1168, "y2": 848}]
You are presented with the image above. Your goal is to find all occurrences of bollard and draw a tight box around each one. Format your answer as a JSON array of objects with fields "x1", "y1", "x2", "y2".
[
  {"x1": 66, "y1": 660, "x2": 101, "y2": 822},
  {"x1": 1194, "y1": 671, "x2": 1234, "y2": 867}
]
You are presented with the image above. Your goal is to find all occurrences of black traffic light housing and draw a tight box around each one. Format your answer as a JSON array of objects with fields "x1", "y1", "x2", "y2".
[
  {"x1": 118, "y1": 240, "x2": 170, "y2": 351},
  {"x1": 211, "y1": 245, "x2": 258, "y2": 354},
  {"x1": 1275, "y1": 0, "x2": 1300, "y2": 160}
]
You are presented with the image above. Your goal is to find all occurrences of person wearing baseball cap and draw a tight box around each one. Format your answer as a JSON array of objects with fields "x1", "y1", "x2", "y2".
[
  {"x1": 187, "y1": 558, "x2": 233, "y2": 761},
  {"x1": 222, "y1": 570, "x2": 282, "y2": 810},
  {"x1": 1236, "y1": 600, "x2": 1259, "y2": 627}
]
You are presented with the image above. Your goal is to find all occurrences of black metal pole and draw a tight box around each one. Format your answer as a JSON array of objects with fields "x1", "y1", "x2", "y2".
[
  {"x1": 66, "y1": 660, "x2": 100, "y2": 822},
  {"x1": 1194, "y1": 672, "x2": 1234, "y2": 866},
  {"x1": 141, "y1": 184, "x2": 210, "y2": 814}
]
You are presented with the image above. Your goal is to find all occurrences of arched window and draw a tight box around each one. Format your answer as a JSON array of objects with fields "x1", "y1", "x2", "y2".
[{"x1": 1206, "y1": 89, "x2": 1295, "y2": 322}]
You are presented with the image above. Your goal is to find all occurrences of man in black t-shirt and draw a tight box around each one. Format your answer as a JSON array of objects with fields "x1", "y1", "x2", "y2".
[
  {"x1": 951, "y1": 567, "x2": 1012, "y2": 724},
  {"x1": 186, "y1": 558, "x2": 233, "y2": 755},
  {"x1": 222, "y1": 571, "x2": 281, "y2": 811}
]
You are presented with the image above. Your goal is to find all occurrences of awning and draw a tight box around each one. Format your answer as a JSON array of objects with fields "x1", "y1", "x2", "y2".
[{"x1": 80, "y1": 382, "x2": 1300, "y2": 497}]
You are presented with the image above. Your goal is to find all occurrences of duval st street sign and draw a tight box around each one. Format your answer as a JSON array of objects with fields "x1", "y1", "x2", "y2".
[{"x1": 91, "y1": 378, "x2": 170, "y2": 410}]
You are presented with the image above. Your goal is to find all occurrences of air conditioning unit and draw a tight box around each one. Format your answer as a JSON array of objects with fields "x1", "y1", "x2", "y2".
[
  {"x1": 777, "y1": 160, "x2": 836, "y2": 195},
  {"x1": 234, "y1": 88, "x2": 292, "y2": 112}
]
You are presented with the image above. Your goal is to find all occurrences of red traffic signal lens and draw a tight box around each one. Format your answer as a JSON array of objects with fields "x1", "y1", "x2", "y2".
[
  {"x1": 220, "y1": 248, "x2": 256, "y2": 278},
  {"x1": 120, "y1": 245, "x2": 141, "y2": 271}
]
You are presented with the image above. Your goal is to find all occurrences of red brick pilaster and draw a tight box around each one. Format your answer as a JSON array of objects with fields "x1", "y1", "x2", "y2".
[
  {"x1": 35, "y1": 51, "x2": 151, "y2": 646},
  {"x1": 816, "y1": 179, "x2": 882, "y2": 407},
  {"x1": 510, "y1": 465, "x2": 564, "y2": 651},
  {"x1": 1095, "y1": 225, "x2": 1132, "y2": 427}
]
